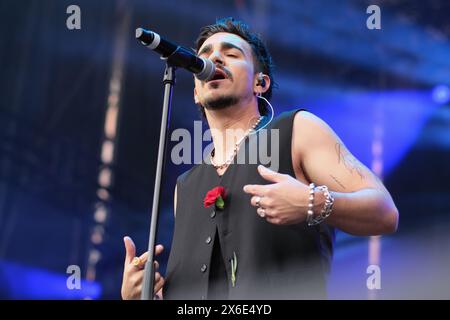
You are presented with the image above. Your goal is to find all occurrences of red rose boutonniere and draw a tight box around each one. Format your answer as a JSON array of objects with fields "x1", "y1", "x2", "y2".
[{"x1": 203, "y1": 186, "x2": 227, "y2": 210}]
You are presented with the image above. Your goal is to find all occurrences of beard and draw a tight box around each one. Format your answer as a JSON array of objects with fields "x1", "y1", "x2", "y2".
[{"x1": 202, "y1": 94, "x2": 239, "y2": 111}]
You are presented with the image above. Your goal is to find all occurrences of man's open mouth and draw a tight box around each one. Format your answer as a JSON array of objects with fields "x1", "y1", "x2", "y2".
[{"x1": 207, "y1": 68, "x2": 229, "y2": 82}]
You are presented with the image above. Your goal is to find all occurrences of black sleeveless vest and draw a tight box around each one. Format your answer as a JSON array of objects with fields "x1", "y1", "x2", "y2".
[{"x1": 164, "y1": 109, "x2": 335, "y2": 299}]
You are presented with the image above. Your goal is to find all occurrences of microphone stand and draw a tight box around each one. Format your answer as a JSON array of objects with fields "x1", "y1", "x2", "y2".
[{"x1": 141, "y1": 63, "x2": 175, "y2": 300}]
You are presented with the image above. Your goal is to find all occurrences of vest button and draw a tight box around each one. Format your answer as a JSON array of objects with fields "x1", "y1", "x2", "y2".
[
  {"x1": 210, "y1": 211, "x2": 216, "y2": 218},
  {"x1": 200, "y1": 264, "x2": 207, "y2": 273},
  {"x1": 205, "y1": 236, "x2": 212, "y2": 244}
]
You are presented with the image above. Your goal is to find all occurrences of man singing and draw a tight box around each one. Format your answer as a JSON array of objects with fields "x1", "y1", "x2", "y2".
[{"x1": 121, "y1": 17, "x2": 398, "y2": 300}]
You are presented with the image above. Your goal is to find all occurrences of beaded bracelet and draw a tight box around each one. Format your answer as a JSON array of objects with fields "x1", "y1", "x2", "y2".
[{"x1": 306, "y1": 183, "x2": 315, "y2": 225}]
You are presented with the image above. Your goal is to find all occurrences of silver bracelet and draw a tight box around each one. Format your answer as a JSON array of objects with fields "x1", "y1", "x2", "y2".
[
  {"x1": 308, "y1": 185, "x2": 334, "y2": 226},
  {"x1": 306, "y1": 183, "x2": 315, "y2": 225}
]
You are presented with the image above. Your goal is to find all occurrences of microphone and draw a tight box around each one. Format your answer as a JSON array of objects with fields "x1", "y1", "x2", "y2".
[{"x1": 136, "y1": 28, "x2": 215, "y2": 81}]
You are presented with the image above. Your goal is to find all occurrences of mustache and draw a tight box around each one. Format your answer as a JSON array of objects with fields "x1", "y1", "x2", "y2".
[{"x1": 216, "y1": 65, "x2": 233, "y2": 81}]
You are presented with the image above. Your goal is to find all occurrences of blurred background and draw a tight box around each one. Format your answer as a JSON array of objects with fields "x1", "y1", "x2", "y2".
[{"x1": 0, "y1": 0, "x2": 449, "y2": 299}]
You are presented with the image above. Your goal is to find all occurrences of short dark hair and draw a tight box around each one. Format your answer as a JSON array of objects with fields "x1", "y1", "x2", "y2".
[{"x1": 195, "y1": 17, "x2": 275, "y2": 117}]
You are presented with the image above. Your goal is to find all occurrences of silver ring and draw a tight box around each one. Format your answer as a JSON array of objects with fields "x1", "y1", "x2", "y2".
[
  {"x1": 258, "y1": 207, "x2": 266, "y2": 218},
  {"x1": 255, "y1": 196, "x2": 261, "y2": 207}
]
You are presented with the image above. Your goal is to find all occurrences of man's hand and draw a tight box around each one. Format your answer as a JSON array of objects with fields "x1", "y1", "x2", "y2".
[
  {"x1": 243, "y1": 165, "x2": 323, "y2": 225},
  {"x1": 121, "y1": 236, "x2": 164, "y2": 300}
]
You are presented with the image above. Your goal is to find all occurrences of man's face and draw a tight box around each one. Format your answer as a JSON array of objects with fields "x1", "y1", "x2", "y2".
[{"x1": 194, "y1": 32, "x2": 257, "y2": 111}]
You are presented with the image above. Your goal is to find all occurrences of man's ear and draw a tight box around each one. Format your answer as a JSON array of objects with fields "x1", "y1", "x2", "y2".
[
  {"x1": 194, "y1": 87, "x2": 199, "y2": 104},
  {"x1": 253, "y1": 73, "x2": 271, "y2": 95}
]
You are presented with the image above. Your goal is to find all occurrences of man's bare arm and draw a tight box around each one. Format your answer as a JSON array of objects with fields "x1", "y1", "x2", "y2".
[{"x1": 293, "y1": 111, "x2": 398, "y2": 236}]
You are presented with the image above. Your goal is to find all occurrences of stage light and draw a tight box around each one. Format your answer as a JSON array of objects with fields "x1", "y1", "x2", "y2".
[
  {"x1": 94, "y1": 205, "x2": 108, "y2": 223},
  {"x1": 91, "y1": 226, "x2": 104, "y2": 245},
  {"x1": 88, "y1": 249, "x2": 101, "y2": 265},
  {"x1": 96, "y1": 188, "x2": 110, "y2": 201},
  {"x1": 98, "y1": 167, "x2": 112, "y2": 188},
  {"x1": 104, "y1": 105, "x2": 119, "y2": 139},
  {"x1": 101, "y1": 140, "x2": 114, "y2": 164},
  {"x1": 432, "y1": 85, "x2": 450, "y2": 104}
]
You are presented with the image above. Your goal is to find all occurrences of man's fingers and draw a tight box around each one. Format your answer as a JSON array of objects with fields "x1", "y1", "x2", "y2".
[
  {"x1": 243, "y1": 184, "x2": 269, "y2": 196},
  {"x1": 250, "y1": 195, "x2": 271, "y2": 208},
  {"x1": 137, "y1": 251, "x2": 149, "y2": 263},
  {"x1": 155, "y1": 244, "x2": 164, "y2": 256},
  {"x1": 133, "y1": 245, "x2": 163, "y2": 269},
  {"x1": 124, "y1": 236, "x2": 136, "y2": 265},
  {"x1": 131, "y1": 270, "x2": 144, "y2": 288},
  {"x1": 154, "y1": 277, "x2": 165, "y2": 295},
  {"x1": 155, "y1": 287, "x2": 163, "y2": 300},
  {"x1": 257, "y1": 165, "x2": 287, "y2": 183},
  {"x1": 266, "y1": 216, "x2": 282, "y2": 225}
]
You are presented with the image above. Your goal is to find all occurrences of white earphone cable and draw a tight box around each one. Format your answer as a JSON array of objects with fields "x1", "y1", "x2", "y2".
[{"x1": 251, "y1": 94, "x2": 274, "y2": 134}]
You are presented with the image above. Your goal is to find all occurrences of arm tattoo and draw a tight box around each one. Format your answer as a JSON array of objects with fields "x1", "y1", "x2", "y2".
[
  {"x1": 330, "y1": 174, "x2": 346, "y2": 190},
  {"x1": 335, "y1": 143, "x2": 365, "y2": 180}
]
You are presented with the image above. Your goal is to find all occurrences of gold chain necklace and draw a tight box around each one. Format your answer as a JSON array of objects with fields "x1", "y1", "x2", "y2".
[{"x1": 210, "y1": 116, "x2": 264, "y2": 170}]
